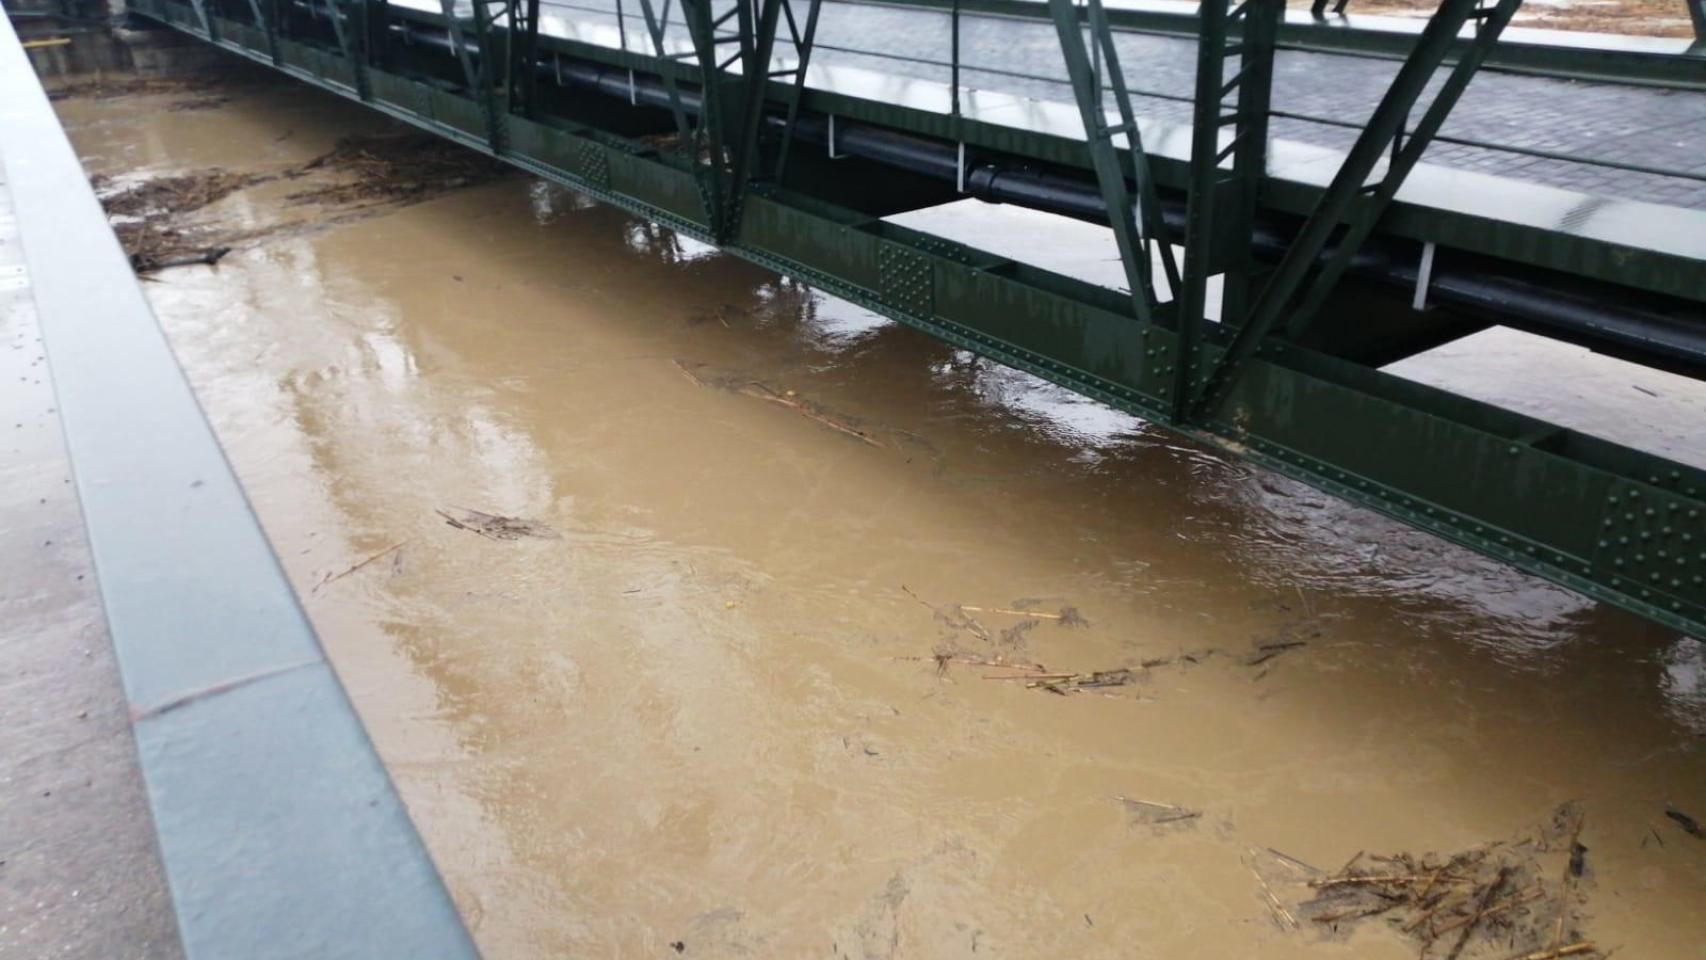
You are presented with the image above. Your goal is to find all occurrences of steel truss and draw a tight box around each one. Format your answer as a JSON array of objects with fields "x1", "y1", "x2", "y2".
[
  {"x1": 124, "y1": 0, "x2": 1706, "y2": 638},
  {"x1": 1185, "y1": 0, "x2": 1524, "y2": 419}
]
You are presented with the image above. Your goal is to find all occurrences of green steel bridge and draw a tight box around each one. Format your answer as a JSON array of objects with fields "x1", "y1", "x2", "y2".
[
  {"x1": 2, "y1": 4, "x2": 1704, "y2": 954},
  {"x1": 119, "y1": 0, "x2": 1706, "y2": 638}
]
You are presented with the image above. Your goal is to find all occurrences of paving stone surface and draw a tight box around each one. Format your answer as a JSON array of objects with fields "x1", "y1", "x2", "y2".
[{"x1": 564, "y1": 0, "x2": 1706, "y2": 208}]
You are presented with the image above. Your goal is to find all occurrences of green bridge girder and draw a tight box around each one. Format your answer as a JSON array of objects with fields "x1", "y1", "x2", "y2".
[{"x1": 113, "y1": 0, "x2": 1706, "y2": 636}]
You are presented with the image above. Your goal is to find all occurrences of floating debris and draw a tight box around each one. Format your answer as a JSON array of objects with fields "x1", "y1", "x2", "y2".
[
  {"x1": 95, "y1": 168, "x2": 264, "y2": 218},
  {"x1": 85, "y1": 131, "x2": 502, "y2": 274},
  {"x1": 891, "y1": 653, "x2": 1050, "y2": 677},
  {"x1": 435, "y1": 506, "x2": 560, "y2": 541},
  {"x1": 1010, "y1": 668, "x2": 1137, "y2": 696},
  {"x1": 908, "y1": 649, "x2": 1144, "y2": 698},
  {"x1": 960, "y1": 603, "x2": 1088, "y2": 628},
  {"x1": 675, "y1": 360, "x2": 884, "y2": 447},
  {"x1": 48, "y1": 71, "x2": 239, "y2": 102},
  {"x1": 88, "y1": 168, "x2": 271, "y2": 273},
  {"x1": 1243, "y1": 639, "x2": 1309, "y2": 667},
  {"x1": 168, "y1": 94, "x2": 230, "y2": 112},
  {"x1": 1664, "y1": 805, "x2": 1703, "y2": 839},
  {"x1": 1289, "y1": 803, "x2": 1600, "y2": 959},
  {"x1": 1115, "y1": 796, "x2": 1202, "y2": 827},
  {"x1": 1242, "y1": 615, "x2": 1322, "y2": 675},
  {"x1": 899, "y1": 584, "x2": 1090, "y2": 648},
  {"x1": 685, "y1": 303, "x2": 742, "y2": 327},
  {"x1": 1246, "y1": 853, "x2": 1303, "y2": 930},
  {"x1": 737, "y1": 381, "x2": 883, "y2": 448},
  {"x1": 311, "y1": 540, "x2": 409, "y2": 593},
  {"x1": 286, "y1": 133, "x2": 507, "y2": 207}
]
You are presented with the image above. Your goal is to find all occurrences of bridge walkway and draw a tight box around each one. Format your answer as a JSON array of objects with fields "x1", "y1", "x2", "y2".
[{"x1": 549, "y1": 0, "x2": 1706, "y2": 208}]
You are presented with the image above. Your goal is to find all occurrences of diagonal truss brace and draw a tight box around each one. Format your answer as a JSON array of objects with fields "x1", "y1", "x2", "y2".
[
  {"x1": 1048, "y1": 0, "x2": 1179, "y2": 327},
  {"x1": 320, "y1": 0, "x2": 371, "y2": 98},
  {"x1": 638, "y1": 0, "x2": 728, "y2": 229},
  {"x1": 438, "y1": 0, "x2": 485, "y2": 98},
  {"x1": 638, "y1": 0, "x2": 793, "y2": 241},
  {"x1": 509, "y1": 0, "x2": 543, "y2": 118},
  {"x1": 243, "y1": 0, "x2": 283, "y2": 65},
  {"x1": 1184, "y1": 0, "x2": 1524, "y2": 421},
  {"x1": 770, "y1": 0, "x2": 824, "y2": 184},
  {"x1": 185, "y1": 0, "x2": 216, "y2": 40},
  {"x1": 723, "y1": 0, "x2": 791, "y2": 238},
  {"x1": 438, "y1": 0, "x2": 517, "y2": 150},
  {"x1": 1173, "y1": 0, "x2": 1280, "y2": 421},
  {"x1": 366, "y1": 0, "x2": 394, "y2": 75}
]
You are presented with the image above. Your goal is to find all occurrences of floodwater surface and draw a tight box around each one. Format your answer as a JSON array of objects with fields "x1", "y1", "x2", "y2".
[{"x1": 50, "y1": 62, "x2": 1706, "y2": 959}]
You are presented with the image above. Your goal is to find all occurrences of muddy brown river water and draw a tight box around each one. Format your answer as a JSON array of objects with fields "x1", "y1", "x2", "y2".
[{"x1": 47, "y1": 60, "x2": 1706, "y2": 959}]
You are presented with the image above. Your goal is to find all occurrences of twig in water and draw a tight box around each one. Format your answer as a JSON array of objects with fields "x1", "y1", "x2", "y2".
[
  {"x1": 312, "y1": 540, "x2": 409, "y2": 593},
  {"x1": 1510, "y1": 943, "x2": 1596, "y2": 960},
  {"x1": 1115, "y1": 796, "x2": 1202, "y2": 824},
  {"x1": 1552, "y1": 809, "x2": 1586, "y2": 948},
  {"x1": 900, "y1": 584, "x2": 936, "y2": 611},
  {"x1": 1404, "y1": 890, "x2": 1469, "y2": 934},
  {"x1": 1308, "y1": 873, "x2": 1443, "y2": 889},
  {"x1": 1117, "y1": 797, "x2": 1180, "y2": 810},
  {"x1": 1247, "y1": 641, "x2": 1309, "y2": 666},
  {"x1": 672, "y1": 358, "x2": 709, "y2": 387},
  {"x1": 1313, "y1": 900, "x2": 1402, "y2": 925},
  {"x1": 1294, "y1": 585, "x2": 1315, "y2": 617},
  {"x1": 1664, "y1": 806, "x2": 1703, "y2": 838},
  {"x1": 739, "y1": 381, "x2": 883, "y2": 447},
  {"x1": 896, "y1": 654, "x2": 1048, "y2": 673},
  {"x1": 1445, "y1": 866, "x2": 1509, "y2": 960},
  {"x1": 1432, "y1": 886, "x2": 1542, "y2": 935},
  {"x1": 1031, "y1": 669, "x2": 1136, "y2": 693},
  {"x1": 960, "y1": 605, "x2": 1062, "y2": 620},
  {"x1": 1249, "y1": 862, "x2": 1298, "y2": 931},
  {"x1": 1261, "y1": 847, "x2": 1321, "y2": 877}
]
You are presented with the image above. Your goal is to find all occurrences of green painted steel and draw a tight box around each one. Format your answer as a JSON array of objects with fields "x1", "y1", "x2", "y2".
[
  {"x1": 508, "y1": 19, "x2": 1706, "y2": 309},
  {"x1": 125, "y1": 0, "x2": 1706, "y2": 639},
  {"x1": 769, "y1": 0, "x2": 822, "y2": 183},
  {"x1": 1190, "y1": 0, "x2": 1524, "y2": 418},
  {"x1": 1175, "y1": 0, "x2": 1278, "y2": 421},
  {"x1": 1046, "y1": 0, "x2": 1177, "y2": 326}
]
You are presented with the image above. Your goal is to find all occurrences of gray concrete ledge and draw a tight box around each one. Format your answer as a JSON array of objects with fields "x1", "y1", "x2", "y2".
[{"x1": 0, "y1": 8, "x2": 479, "y2": 958}]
